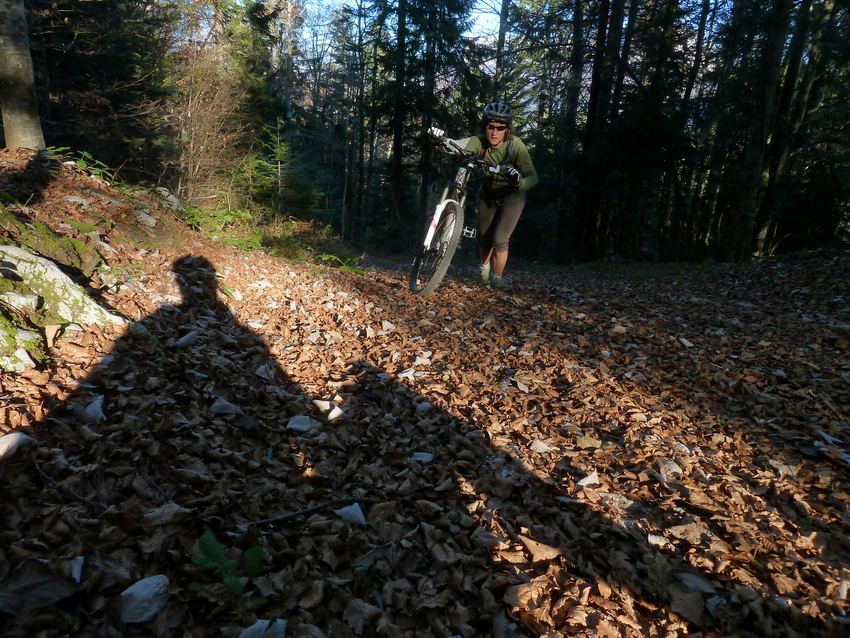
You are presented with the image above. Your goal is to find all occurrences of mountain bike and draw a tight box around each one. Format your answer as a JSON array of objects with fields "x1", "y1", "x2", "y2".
[{"x1": 409, "y1": 140, "x2": 504, "y2": 295}]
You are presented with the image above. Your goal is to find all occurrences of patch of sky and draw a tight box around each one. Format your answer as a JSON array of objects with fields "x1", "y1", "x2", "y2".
[{"x1": 302, "y1": 0, "x2": 501, "y2": 38}]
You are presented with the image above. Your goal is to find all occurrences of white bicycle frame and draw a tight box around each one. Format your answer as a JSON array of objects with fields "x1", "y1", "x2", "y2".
[{"x1": 422, "y1": 197, "x2": 462, "y2": 249}]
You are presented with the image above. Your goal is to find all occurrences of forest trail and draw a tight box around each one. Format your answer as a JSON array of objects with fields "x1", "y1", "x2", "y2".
[{"x1": 1, "y1": 151, "x2": 849, "y2": 636}]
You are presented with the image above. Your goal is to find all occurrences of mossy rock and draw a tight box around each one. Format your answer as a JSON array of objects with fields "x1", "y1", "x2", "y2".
[
  {"x1": 0, "y1": 310, "x2": 46, "y2": 371},
  {"x1": 0, "y1": 245, "x2": 125, "y2": 328},
  {"x1": 0, "y1": 205, "x2": 101, "y2": 277}
]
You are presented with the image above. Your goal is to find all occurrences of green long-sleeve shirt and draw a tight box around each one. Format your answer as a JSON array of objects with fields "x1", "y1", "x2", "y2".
[{"x1": 459, "y1": 135, "x2": 539, "y2": 205}]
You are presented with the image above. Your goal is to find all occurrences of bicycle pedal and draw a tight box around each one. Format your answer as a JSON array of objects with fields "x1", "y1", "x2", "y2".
[{"x1": 462, "y1": 226, "x2": 477, "y2": 238}]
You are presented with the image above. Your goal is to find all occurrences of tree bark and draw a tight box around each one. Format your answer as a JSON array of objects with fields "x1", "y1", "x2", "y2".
[
  {"x1": 390, "y1": 0, "x2": 408, "y2": 223},
  {"x1": 354, "y1": 0, "x2": 367, "y2": 243},
  {"x1": 494, "y1": 0, "x2": 512, "y2": 95},
  {"x1": 683, "y1": 0, "x2": 710, "y2": 107},
  {"x1": 755, "y1": 0, "x2": 837, "y2": 253},
  {"x1": 733, "y1": 0, "x2": 792, "y2": 260},
  {"x1": 0, "y1": 0, "x2": 46, "y2": 150},
  {"x1": 611, "y1": 0, "x2": 638, "y2": 118},
  {"x1": 574, "y1": 0, "x2": 611, "y2": 259},
  {"x1": 555, "y1": 0, "x2": 584, "y2": 263},
  {"x1": 418, "y1": 7, "x2": 438, "y2": 230}
]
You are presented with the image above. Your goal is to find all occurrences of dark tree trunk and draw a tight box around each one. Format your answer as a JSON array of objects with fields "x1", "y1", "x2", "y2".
[
  {"x1": 755, "y1": 0, "x2": 835, "y2": 254},
  {"x1": 733, "y1": 0, "x2": 792, "y2": 261},
  {"x1": 611, "y1": 0, "x2": 638, "y2": 118},
  {"x1": 556, "y1": 0, "x2": 584, "y2": 263},
  {"x1": 390, "y1": 0, "x2": 408, "y2": 222},
  {"x1": 418, "y1": 8, "x2": 438, "y2": 232},
  {"x1": 494, "y1": 0, "x2": 512, "y2": 95},
  {"x1": 575, "y1": 0, "x2": 611, "y2": 260}
]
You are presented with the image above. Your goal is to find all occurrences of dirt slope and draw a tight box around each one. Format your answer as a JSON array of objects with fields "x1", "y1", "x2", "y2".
[{"x1": 1, "y1": 148, "x2": 849, "y2": 637}]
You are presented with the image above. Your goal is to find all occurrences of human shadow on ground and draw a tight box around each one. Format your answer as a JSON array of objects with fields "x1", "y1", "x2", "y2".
[
  {"x1": 0, "y1": 149, "x2": 58, "y2": 206},
  {"x1": 1, "y1": 254, "x2": 846, "y2": 637},
  {"x1": 0, "y1": 255, "x2": 307, "y2": 635}
]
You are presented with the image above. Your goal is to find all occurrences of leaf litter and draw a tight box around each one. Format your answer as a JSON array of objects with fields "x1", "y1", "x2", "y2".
[{"x1": 1, "y1": 151, "x2": 850, "y2": 635}]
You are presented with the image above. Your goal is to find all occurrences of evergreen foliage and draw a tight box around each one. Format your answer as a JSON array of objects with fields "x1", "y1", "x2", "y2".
[{"x1": 10, "y1": 0, "x2": 848, "y2": 261}]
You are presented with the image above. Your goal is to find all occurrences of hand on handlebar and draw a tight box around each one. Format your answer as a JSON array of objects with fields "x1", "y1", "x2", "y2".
[
  {"x1": 427, "y1": 126, "x2": 465, "y2": 155},
  {"x1": 506, "y1": 165, "x2": 523, "y2": 190},
  {"x1": 428, "y1": 126, "x2": 445, "y2": 141}
]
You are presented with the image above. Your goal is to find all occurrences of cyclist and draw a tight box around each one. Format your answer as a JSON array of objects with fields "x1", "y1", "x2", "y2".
[{"x1": 429, "y1": 100, "x2": 538, "y2": 289}]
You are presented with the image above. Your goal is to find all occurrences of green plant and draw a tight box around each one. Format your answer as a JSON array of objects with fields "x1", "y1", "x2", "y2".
[
  {"x1": 221, "y1": 227, "x2": 264, "y2": 251},
  {"x1": 45, "y1": 146, "x2": 116, "y2": 183},
  {"x1": 190, "y1": 530, "x2": 263, "y2": 596},
  {"x1": 318, "y1": 252, "x2": 365, "y2": 275},
  {"x1": 73, "y1": 151, "x2": 115, "y2": 182},
  {"x1": 180, "y1": 206, "x2": 254, "y2": 233}
]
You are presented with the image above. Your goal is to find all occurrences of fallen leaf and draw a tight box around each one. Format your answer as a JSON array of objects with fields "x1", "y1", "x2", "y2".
[
  {"x1": 0, "y1": 561, "x2": 77, "y2": 614},
  {"x1": 519, "y1": 535, "x2": 562, "y2": 561}
]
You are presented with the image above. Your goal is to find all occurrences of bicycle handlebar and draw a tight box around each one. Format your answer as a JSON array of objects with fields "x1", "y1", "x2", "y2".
[{"x1": 432, "y1": 138, "x2": 505, "y2": 176}]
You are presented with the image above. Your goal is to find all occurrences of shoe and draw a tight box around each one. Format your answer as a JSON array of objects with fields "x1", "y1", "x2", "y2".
[
  {"x1": 490, "y1": 274, "x2": 506, "y2": 290},
  {"x1": 479, "y1": 263, "x2": 491, "y2": 285}
]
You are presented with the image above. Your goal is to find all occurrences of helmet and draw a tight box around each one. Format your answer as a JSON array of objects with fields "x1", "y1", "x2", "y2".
[{"x1": 482, "y1": 100, "x2": 513, "y2": 125}]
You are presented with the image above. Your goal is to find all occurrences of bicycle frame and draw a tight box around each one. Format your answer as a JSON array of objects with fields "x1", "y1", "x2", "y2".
[
  {"x1": 423, "y1": 159, "x2": 477, "y2": 250},
  {"x1": 422, "y1": 198, "x2": 461, "y2": 249}
]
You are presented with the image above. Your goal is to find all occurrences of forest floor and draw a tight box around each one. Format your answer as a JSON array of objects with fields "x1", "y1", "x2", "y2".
[{"x1": 1, "y1": 148, "x2": 850, "y2": 637}]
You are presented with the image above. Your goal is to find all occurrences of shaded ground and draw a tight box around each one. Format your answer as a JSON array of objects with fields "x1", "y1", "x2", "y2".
[{"x1": 1, "y1": 149, "x2": 849, "y2": 636}]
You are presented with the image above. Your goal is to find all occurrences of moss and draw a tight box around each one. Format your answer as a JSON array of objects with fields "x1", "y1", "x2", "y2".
[
  {"x1": 0, "y1": 207, "x2": 101, "y2": 277},
  {"x1": 0, "y1": 313, "x2": 17, "y2": 354},
  {"x1": 19, "y1": 334, "x2": 48, "y2": 365},
  {"x1": 0, "y1": 312, "x2": 48, "y2": 367},
  {"x1": 69, "y1": 219, "x2": 98, "y2": 234},
  {"x1": 0, "y1": 277, "x2": 18, "y2": 294}
]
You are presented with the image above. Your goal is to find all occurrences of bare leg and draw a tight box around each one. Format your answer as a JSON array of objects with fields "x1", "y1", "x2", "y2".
[
  {"x1": 491, "y1": 250, "x2": 508, "y2": 276},
  {"x1": 480, "y1": 246, "x2": 493, "y2": 266}
]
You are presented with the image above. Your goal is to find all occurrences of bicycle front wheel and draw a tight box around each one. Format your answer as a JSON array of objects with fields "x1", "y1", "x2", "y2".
[{"x1": 409, "y1": 202, "x2": 465, "y2": 296}]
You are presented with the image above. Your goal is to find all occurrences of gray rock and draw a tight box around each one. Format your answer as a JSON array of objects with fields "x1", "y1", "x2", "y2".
[
  {"x1": 152, "y1": 186, "x2": 184, "y2": 211},
  {"x1": 132, "y1": 208, "x2": 157, "y2": 227}
]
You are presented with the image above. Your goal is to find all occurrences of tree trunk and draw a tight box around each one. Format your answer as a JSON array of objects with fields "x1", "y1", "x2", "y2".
[
  {"x1": 494, "y1": 0, "x2": 512, "y2": 95},
  {"x1": 707, "y1": 0, "x2": 762, "y2": 256},
  {"x1": 574, "y1": 0, "x2": 611, "y2": 259},
  {"x1": 418, "y1": 9, "x2": 438, "y2": 230},
  {"x1": 636, "y1": 0, "x2": 677, "y2": 260},
  {"x1": 755, "y1": 0, "x2": 835, "y2": 254},
  {"x1": 599, "y1": 0, "x2": 624, "y2": 125},
  {"x1": 733, "y1": 0, "x2": 792, "y2": 260},
  {"x1": 683, "y1": 0, "x2": 710, "y2": 107},
  {"x1": 390, "y1": 0, "x2": 408, "y2": 222},
  {"x1": 0, "y1": 0, "x2": 46, "y2": 150},
  {"x1": 611, "y1": 0, "x2": 638, "y2": 118},
  {"x1": 555, "y1": 0, "x2": 584, "y2": 263},
  {"x1": 354, "y1": 0, "x2": 367, "y2": 243},
  {"x1": 365, "y1": 17, "x2": 385, "y2": 244}
]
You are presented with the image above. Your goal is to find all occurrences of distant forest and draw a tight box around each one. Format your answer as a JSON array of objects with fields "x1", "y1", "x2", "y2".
[{"x1": 4, "y1": 0, "x2": 849, "y2": 261}]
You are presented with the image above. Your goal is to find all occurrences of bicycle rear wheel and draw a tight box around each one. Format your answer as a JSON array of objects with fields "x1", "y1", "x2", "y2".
[{"x1": 409, "y1": 202, "x2": 464, "y2": 295}]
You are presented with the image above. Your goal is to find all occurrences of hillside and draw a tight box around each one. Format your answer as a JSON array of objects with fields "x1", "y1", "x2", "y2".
[{"x1": 1, "y1": 148, "x2": 849, "y2": 637}]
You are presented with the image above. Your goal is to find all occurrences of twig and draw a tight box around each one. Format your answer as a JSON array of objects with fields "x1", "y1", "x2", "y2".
[
  {"x1": 244, "y1": 497, "x2": 379, "y2": 528},
  {"x1": 32, "y1": 458, "x2": 107, "y2": 513}
]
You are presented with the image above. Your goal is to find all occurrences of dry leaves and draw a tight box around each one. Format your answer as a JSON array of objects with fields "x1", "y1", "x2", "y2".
[{"x1": 1, "y1": 150, "x2": 849, "y2": 636}]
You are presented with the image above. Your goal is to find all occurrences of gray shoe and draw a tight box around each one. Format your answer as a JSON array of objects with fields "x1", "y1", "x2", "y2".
[
  {"x1": 490, "y1": 274, "x2": 507, "y2": 290},
  {"x1": 480, "y1": 263, "x2": 491, "y2": 285}
]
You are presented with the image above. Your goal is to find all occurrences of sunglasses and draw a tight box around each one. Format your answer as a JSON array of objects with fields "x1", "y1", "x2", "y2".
[{"x1": 486, "y1": 124, "x2": 507, "y2": 132}]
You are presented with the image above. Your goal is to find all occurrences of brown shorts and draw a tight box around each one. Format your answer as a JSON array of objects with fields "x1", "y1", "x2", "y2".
[{"x1": 478, "y1": 196, "x2": 525, "y2": 253}]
